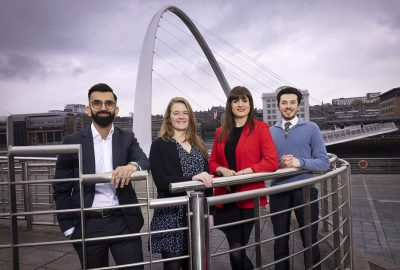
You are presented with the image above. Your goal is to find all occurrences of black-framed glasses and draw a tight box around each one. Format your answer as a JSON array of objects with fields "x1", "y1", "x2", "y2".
[{"x1": 91, "y1": 100, "x2": 116, "y2": 110}]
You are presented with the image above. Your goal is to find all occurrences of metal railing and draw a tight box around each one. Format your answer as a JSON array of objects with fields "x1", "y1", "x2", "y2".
[
  {"x1": 0, "y1": 155, "x2": 157, "y2": 229},
  {"x1": 1, "y1": 145, "x2": 352, "y2": 270},
  {"x1": 170, "y1": 156, "x2": 352, "y2": 270}
]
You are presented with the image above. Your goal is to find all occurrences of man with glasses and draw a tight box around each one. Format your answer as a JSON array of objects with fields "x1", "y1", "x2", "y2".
[{"x1": 53, "y1": 83, "x2": 149, "y2": 269}]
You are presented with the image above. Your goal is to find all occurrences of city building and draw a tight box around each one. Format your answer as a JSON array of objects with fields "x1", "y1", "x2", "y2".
[
  {"x1": 262, "y1": 89, "x2": 310, "y2": 126},
  {"x1": 330, "y1": 92, "x2": 381, "y2": 120},
  {"x1": 0, "y1": 117, "x2": 7, "y2": 150},
  {"x1": 380, "y1": 87, "x2": 400, "y2": 117},
  {"x1": 309, "y1": 92, "x2": 382, "y2": 129},
  {"x1": 332, "y1": 92, "x2": 380, "y2": 106},
  {"x1": 64, "y1": 104, "x2": 87, "y2": 114},
  {"x1": 6, "y1": 112, "x2": 79, "y2": 147}
]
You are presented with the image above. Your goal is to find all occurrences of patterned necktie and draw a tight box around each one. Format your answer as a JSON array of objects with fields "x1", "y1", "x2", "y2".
[{"x1": 284, "y1": 121, "x2": 292, "y2": 134}]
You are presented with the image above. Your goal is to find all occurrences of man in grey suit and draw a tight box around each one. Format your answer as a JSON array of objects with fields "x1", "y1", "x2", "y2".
[{"x1": 53, "y1": 83, "x2": 149, "y2": 269}]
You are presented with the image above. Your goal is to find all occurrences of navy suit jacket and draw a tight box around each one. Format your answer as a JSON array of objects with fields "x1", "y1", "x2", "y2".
[{"x1": 53, "y1": 125, "x2": 149, "y2": 234}]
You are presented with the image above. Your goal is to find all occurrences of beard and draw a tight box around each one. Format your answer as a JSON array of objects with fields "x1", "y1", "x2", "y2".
[
  {"x1": 91, "y1": 110, "x2": 115, "y2": 127},
  {"x1": 281, "y1": 109, "x2": 297, "y2": 121}
]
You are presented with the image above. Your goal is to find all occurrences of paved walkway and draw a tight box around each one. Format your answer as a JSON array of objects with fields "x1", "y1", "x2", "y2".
[
  {"x1": 0, "y1": 174, "x2": 399, "y2": 270},
  {"x1": 350, "y1": 174, "x2": 400, "y2": 269}
]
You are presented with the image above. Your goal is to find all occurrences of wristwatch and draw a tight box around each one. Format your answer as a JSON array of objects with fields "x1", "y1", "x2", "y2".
[{"x1": 128, "y1": 161, "x2": 140, "y2": 171}]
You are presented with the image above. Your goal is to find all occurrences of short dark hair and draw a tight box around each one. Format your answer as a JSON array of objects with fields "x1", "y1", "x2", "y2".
[
  {"x1": 88, "y1": 83, "x2": 117, "y2": 101},
  {"x1": 276, "y1": 86, "x2": 302, "y2": 104}
]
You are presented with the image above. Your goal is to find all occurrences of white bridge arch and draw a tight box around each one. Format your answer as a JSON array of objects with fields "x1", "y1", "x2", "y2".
[{"x1": 133, "y1": 6, "x2": 230, "y2": 154}]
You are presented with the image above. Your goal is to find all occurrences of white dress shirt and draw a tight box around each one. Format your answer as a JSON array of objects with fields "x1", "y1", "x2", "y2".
[
  {"x1": 281, "y1": 116, "x2": 299, "y2": 130},
  {"x1": 91, "y1": 123, "x2": 120, "y2": 207}
]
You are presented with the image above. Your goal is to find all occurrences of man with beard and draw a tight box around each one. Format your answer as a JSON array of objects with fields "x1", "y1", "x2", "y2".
[
  {"x1": 269, "y1": 86, "x2": 329, "y2": 270},
  {"x1": 53, "y1": 83, "x2": 149, "y2": 269}
]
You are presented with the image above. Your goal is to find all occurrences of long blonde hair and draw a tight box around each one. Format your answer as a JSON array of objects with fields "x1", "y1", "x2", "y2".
[{"x1": 159, "y1": 97, "x2": 209, "y2": 159}]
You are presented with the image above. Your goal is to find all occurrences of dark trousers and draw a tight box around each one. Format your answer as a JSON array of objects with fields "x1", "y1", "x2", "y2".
[
  {"x1": 215, "y1": 203, "x2": 254, "y2": 270},
  {"x1": 270, "y1": 187, "x2": 321, "y2": 270},
  {"x1": 72, "y1": 214, "x2": 143, "y2": 269}
]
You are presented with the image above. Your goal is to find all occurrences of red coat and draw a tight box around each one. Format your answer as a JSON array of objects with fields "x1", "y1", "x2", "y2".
[{"x1": 209, "y1": 119, "x2": 278, "y2": 208}]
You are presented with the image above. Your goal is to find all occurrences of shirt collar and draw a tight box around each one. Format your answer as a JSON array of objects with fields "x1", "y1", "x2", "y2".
[
  {"x1": 281, "y1": 116, "x2": 298, "y2": 129},
  {"x1": 91, "y1": 123, "x2": 114, "y2": 140}
]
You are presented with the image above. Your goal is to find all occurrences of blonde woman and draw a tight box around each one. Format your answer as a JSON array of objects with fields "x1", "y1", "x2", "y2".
[{"x1": 149, "y1": 97, "x2": 213, "y2": 270}]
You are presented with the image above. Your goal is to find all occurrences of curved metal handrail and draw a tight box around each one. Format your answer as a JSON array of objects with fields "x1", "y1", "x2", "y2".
[
  {"x1": 2, "y1": 145, "x2": 351, "y2": 270},
  {"x1": 170, "y1": 153, "x2": 338, "y2": 193}
]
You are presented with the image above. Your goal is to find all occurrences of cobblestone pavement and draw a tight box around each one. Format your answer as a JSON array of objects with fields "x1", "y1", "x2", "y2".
[{"x1": 1, "y1": 174, "x2": 399, "y2": 269}]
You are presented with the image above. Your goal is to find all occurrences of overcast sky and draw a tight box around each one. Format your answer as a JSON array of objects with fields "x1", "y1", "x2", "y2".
[{"x1": 1, "y1": 0, "x2": 399, "y2": 116}]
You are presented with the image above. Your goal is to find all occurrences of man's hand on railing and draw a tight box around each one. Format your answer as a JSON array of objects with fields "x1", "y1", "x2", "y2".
[
  {"x1": 192, "y1": 172, "x2": 214, "y2": 187},
  {"x1": 111, "y1": 165, "x2": 138, "y2": 188},
  {"x1": 279, "y1": 154, "x2": 300, "y2": 168}
]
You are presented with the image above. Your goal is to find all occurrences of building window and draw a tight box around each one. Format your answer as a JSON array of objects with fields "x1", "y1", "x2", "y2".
[
  {"x1": 54, "y1": 131, "x2": 62, "y2": 142},
  {"x1": 46, "y1": 132, "x2": 54, "y2": 143},
  {"x1": 38, "y1": 133, "x2": 44, "y2": 144}
]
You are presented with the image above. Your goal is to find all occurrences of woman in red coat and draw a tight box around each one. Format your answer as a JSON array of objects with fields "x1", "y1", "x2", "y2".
[{"x1": 209, "y1": 86, "x2": 278, "y2": 270}]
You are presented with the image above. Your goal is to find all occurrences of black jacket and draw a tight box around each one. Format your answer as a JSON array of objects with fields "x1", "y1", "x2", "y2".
[
  {"x1": 149, "y1": 137, "x2": 212, "y2": 199},
  {"x1": 53, "y1": 126, "x2": 149, "y2": 233}
]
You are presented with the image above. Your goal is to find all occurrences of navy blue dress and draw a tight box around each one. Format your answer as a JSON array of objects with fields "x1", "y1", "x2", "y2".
[{"x1": 150, "y1": 139, "x2": 205, "y2": 254}]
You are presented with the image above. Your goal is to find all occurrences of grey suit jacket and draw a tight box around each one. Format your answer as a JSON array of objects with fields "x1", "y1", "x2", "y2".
[{"x1": 53, "y1": 125, "x2": 149, "y2": 233}]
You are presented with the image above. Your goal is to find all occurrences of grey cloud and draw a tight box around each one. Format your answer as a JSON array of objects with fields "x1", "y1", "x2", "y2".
[
  {"x1": 72, "y1": 66, "x2": 84, "y2": 76},
  {"x1": 0, "y1": 0, "x2": 148, "y2": 56},
  {"x1": 0, "y1": 53, "x2": 46, "y2": 80},
  {"x1": 0, "y1": 0, "x2": 399, "y2": 115}
]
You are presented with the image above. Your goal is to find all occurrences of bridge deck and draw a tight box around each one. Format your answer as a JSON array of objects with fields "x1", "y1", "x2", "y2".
[{"x1": 322, "y1": 122, "x2": 397, "y2": 145}]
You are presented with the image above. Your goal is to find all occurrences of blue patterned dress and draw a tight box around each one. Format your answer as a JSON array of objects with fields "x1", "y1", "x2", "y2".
[{"x1": 150, "y1": 139, "x2": 205, "y2": 254}]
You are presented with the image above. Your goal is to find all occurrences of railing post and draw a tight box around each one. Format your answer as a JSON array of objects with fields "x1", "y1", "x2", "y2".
[
  {"x1": 331, "y1": 176, "x2": 342, "y2": 268},
  {"x1": 302, "y1": 186, "x2": 312, "y2": 270},
  {"x1": 254, "y1": 197, "x2": 262, "y2": 268},
  {"x1": 21, "y1": 162, "x2": 33, "y2": 231},
  {"x1": 0, "y1": 164, "x2": 6, "y2": 213},
  {"x1": 8, "y1": 154, "x2": 19, "y2": 270},
  {"x1": 320, "y1": 180, "x2": 329, "y2": 232},
  {"x1": 204, "y1": 199, "x2": 212, "y2": 270},
  {"x1": 341, "y1": 164, "x2": 353, "y2": 269},
  {"x1": 79, "y1": 176, "x2": 87, "y2": 269},
  {"x1": 189, "y1": 192, "x2": 206, "y2": 270},
  {"x1": 49, "y1": 165, "x2": 58, "y2": 225}
]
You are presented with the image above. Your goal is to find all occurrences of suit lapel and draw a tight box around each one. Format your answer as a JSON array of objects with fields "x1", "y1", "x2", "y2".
[
  {"x1": 81, "y1": 127, "x2": 96, "y2": 174},
  {"x1": 112, "y1": 127, "x2": 121, "y2": 169},
  {"x1": 80, "y1": 126, "x2": 96, "y2": 206}
]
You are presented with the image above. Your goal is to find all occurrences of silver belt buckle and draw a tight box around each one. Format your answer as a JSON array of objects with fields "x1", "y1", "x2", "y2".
[{"x1": 101, "y1": 210, "x2": 111, "y2": 218}]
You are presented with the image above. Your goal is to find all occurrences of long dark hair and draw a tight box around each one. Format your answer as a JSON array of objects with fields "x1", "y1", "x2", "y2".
[{"x1": 218, "y1": 86, "x2": 256, "y2": 142}]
